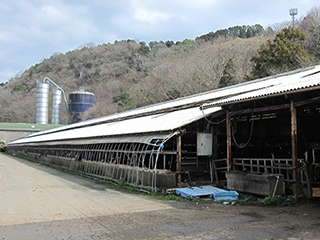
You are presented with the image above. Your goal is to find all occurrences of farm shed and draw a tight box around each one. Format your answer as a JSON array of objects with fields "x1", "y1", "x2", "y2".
[
  {"x1": 202, "y1": 65, "x2": 320, "y2": 197},
  {"x1": 6, "y1": 65, "x2": 320, "y2": 196}
]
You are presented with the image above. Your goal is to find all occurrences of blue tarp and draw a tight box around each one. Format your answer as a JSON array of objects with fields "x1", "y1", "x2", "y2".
[{"x1": 176, "y1": 186, "x2": 238, "y2": 201}]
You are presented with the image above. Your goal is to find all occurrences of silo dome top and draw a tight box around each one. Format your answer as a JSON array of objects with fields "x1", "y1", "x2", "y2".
[{"x1": 70, "y1": 87, "x2": 94, "y2": 95}]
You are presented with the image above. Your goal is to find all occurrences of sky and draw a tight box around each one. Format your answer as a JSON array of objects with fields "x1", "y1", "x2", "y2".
[{"x1": 0, "y1": 0, "x2": 319, "y2": 83}]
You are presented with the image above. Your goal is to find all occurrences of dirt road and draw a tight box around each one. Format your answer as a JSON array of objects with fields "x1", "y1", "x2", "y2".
[{"x1": 0, "y1": 153, "x2": 319, "y2": 240}]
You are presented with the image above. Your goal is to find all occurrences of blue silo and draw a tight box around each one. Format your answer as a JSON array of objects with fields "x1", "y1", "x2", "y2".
[{"x1": 69, "y1": 88, "x2": 95, "y2": 123}]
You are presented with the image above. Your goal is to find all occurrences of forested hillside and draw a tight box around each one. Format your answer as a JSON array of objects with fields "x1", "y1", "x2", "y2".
[{"x1": 1, "y1": 7, "x2": 319, "y2": 124}]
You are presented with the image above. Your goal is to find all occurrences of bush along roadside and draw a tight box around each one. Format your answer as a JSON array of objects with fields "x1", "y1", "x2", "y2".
[
  {"x1": 257, "y1": 195, "x2": 297, "y2": 207},
  {"x1": 232, "y1": 194, "x2": 297, "y2": 206}
]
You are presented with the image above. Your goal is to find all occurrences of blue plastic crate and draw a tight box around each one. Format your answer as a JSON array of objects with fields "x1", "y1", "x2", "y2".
[
  {"x1": 175, "y1": 186, "x2": 238, "y2": 201},
  {"x1": 213, "y1": 191, "x2": 239, "y2": 201}
]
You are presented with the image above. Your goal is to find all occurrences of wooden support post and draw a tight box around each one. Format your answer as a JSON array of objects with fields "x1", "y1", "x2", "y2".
[
  {"x1": 226, "y1": 110, "x2": 232, "y2": 171},
  {"x1": 177, "y1": 135, "x2": 182, "y2": 183},
  {"x1": 291, "y1": 100, "x2": 298, "y2": 183}
]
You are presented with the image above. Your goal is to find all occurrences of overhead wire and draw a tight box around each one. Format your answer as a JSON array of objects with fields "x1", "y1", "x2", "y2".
[
  {"x1": 231, "y1": 109, "x2": 255, "y2": 149},
  {"x1": 200, "y1": 105, "x2": 254, "y2": 148},
  {"x1": 200, "y1": 106, "x2": 226, "y2": 125}
]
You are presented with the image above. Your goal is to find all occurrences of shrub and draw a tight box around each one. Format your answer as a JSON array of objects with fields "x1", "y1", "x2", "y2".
[{"x1": 258, "y1": 195, "x2": 296, "y2": 206}]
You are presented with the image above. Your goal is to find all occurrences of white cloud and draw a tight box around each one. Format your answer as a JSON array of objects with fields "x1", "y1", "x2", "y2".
[
  {"x1": 0, "y1": 0, "x2": 319, "y2": 83},
  {"x1": 40, "y1": 5, "x2": 66, "y2": 21},
  {"x1": 133, "y1": 8, "x2": 172, "y2": 24}
]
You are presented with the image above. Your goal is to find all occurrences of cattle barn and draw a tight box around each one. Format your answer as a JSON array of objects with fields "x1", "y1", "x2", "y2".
[{"x1": 6, "y1": 65, "x2": 320, "y2": 197}]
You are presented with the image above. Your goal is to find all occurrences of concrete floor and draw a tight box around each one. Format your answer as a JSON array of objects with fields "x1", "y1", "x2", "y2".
[{"x1": 1, "y1": 153, "x2": 320, "y2": 240}]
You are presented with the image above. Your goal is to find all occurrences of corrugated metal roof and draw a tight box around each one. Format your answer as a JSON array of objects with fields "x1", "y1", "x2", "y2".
[
  {"x1": 8, "y1": 65, "x2": 320, "y2": 146},
  {"x1": 202, "y1": 65, "x2": 320, "y2": 108},
  {"x1": 42, "y1": 66, "x2": 320, "y2": 137},
  {"x1": 10, "y1": 106, "x2": 221, "y2": 145},
  {"x1": 33, "y1": 67, "x2": 294, "y2": 136},
  {"x1": 14, "y1": 134, "x2": 171, "y2": 146}
]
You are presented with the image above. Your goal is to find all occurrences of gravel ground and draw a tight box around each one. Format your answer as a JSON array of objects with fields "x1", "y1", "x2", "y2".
[{"x1": 1, "y1": 153, "x2": 319, "y2": 240}]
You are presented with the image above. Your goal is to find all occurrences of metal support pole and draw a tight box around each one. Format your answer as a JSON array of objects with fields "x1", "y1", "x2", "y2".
[
  {"x1": 177, "y1": 135, "x2": 182, "y2": 183},
  {"x1": 226, "y1": 110, "x2": 232, "y2": 171}
]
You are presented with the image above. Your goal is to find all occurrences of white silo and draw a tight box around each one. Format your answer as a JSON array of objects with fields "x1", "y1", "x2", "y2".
[
  {"x1": 52, "y1": 88, "x2": 62, "y2": 124},
  {"x1": 36, "y1": 81, "x2": 49, "y2": 124}
]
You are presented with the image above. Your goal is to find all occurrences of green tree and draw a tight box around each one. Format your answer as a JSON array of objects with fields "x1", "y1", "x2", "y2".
[
  {"x1": 12, "y1": 84, "x2": 27, "y2": 92},
  {"x1": 181, "y1": 39, "x2": 193, "y2": 52},
  {"x1": 113, "y1": 91, "x2": 131, "y2": 107},
  {"x1": 250, "y1": 27, "x2": 310, "y2": 79},
  {"x1": 219, "y1": 58, "x2": 237, "y2": 88},
  {"x1": 246, "y1": 26, "x2": 254, "y2": 38},
  {"x1": 138, "y1": 41, "x2": 150, "y2": 55},
  {"x1": 254, "y1": 24, "x2": 264, "y2": 36},
  {"x1": 165, "y1": 40, "x2": 175, "y2": 48},
  {"x1": 240, "y1": 26, "x2": 247, "y2": 38},
  {"x1": 148, "y1": 41, "x2": 158, "y2": 49}
]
